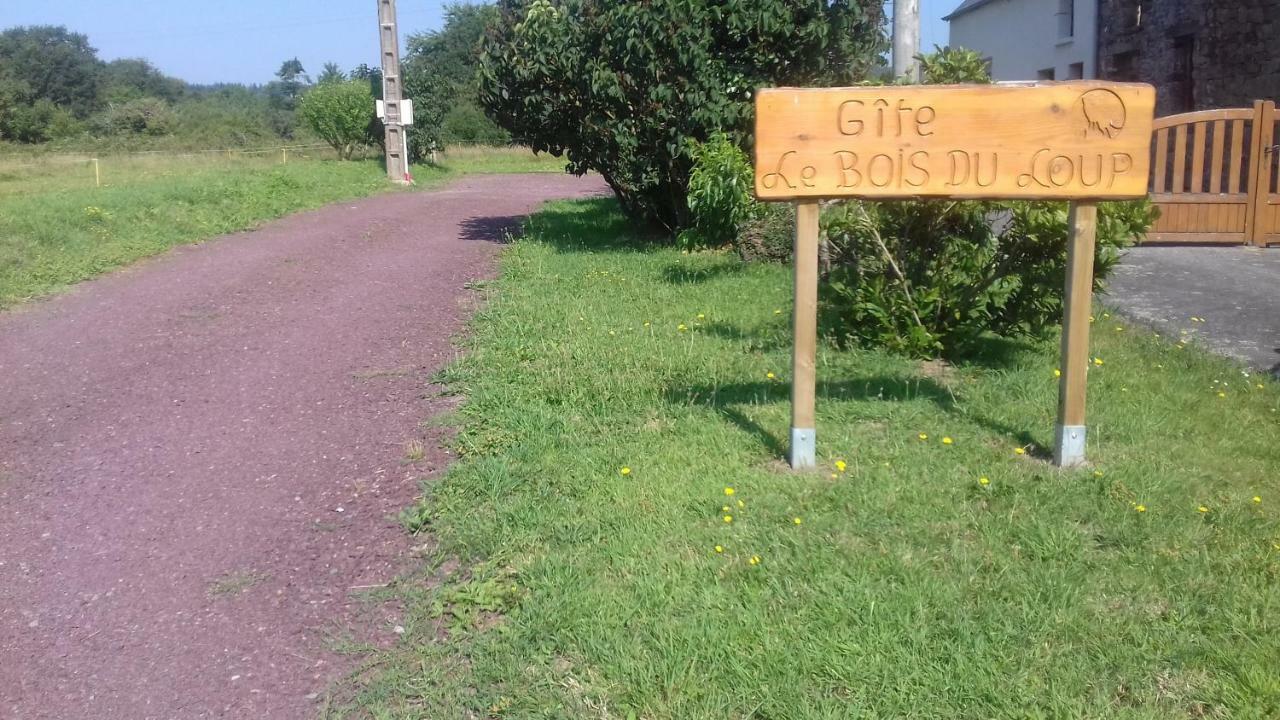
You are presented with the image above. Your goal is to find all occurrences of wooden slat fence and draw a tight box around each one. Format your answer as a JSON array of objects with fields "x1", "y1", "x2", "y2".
[{"x1": 1146, "y1": 101, "x2": 1278, "y2": 246}]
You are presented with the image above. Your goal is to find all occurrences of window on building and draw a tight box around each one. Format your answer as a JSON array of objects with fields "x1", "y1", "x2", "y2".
[
  {"x1": 1038, "y1": 67, "x2": 1056, "y2": 81},
  {"x1": 1057, "y1": 0, "x2": 1074, "y2": 39},
  {"x1": 1110, "y1": 51, "x2": 1137, "y2": 82},
  {"x1": 1122, "y1": 0, "x2": 1152, "y2": 30},
  {"x1": 1067, "y1": 62, "x2": 1085, "y2": 80},
  {"x1": 1171, "y1": 35, "x2": 1195, "y2": 112}
]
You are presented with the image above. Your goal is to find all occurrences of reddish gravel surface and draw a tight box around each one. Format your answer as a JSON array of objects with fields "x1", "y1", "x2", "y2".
[{"x1": 0, "y1": 173, "x2": 608, "y2": 719}]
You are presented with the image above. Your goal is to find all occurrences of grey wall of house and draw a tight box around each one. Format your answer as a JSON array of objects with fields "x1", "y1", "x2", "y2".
[{"x1": 1097, "y1": 0, "x2": 1280, "y2": 115}]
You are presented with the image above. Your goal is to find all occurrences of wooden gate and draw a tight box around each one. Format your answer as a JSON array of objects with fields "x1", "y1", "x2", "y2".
[{"x1": 1147, "y1": 100, "x2": 1278, "y2": 246}]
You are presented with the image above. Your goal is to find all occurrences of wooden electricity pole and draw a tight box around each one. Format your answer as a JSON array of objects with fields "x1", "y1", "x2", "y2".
[
  {"x1": 892, "y1": 0, "x2": 921, "y2": 82},
  {"x1": 377, "y1": 0, "x2": 411, "y2": 184}
]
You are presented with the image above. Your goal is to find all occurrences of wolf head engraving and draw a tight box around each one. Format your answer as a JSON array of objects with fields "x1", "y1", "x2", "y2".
[{"x1": 1078, "y1": 89, "x2": 1127, "y2": 139}]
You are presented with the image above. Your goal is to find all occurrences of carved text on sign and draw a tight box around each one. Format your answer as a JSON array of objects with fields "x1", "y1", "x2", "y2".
[{"x1": 754, "y1": 83, "x2": 1156, "y2": 201}]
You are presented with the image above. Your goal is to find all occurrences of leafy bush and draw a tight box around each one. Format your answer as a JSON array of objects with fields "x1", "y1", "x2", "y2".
[
  {"x1": 441, "y1": 102, "x2": 509, "y2": 146},
  {"x1": 95, "y1": 97, "x2": 175, "y2": 136},
  {"x1": 819, "y1": 46, "x2": 1155, "y2": 358},
  {"x1": 682, "y1": 132, "x2": 758, "y2": 249},
  {"x1": 917, "y1": 45, "x2": 993, "y2": 85},
  {"x1": 479, "y1": 0, "x2": 887, "y2": 233},
  {"x1": 736, "y1": 202, "x2": 795, "y2": 264},
  {"x1": 298, "y1": 80, "x2": 374, "y2": 160},
  {"x1": 822, "y1": 199, "x2": 1153, "y2": 357}
]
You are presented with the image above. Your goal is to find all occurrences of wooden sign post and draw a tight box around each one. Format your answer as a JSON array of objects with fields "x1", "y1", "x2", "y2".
[{"x1": 754, "y1": 82, "x2": 1156, "y2": 469}]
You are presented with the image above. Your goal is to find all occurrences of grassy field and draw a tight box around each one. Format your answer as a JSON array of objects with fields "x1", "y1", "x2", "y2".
[
  {"x1": 0, "y1": 146, "x2": 566, "y2": 307},
  {"x1": 334, "y1": 198, "x2": 1280, "y2": 719}
]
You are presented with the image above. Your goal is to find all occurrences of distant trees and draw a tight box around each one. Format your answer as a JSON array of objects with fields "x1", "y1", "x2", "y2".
[
  {"x1": 317, "y1": 62, "x2": 346, "y2": 85},
  {"x1": 99, "y1": 58, "x2": 185, "y2": 104},
  {"x1": 298, "y1": 80, "x2": 374, "y2": 159},
  {"x1": 0, "y1": 26, "x2": 101, "y2": 118},
  {"x1": 402, "y1": 3, "x2": 508, "y2": 148}
]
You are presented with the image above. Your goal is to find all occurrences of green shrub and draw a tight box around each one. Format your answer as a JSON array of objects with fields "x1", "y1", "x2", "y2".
[
  {"x1": 682, "y1": 132, "x2": 758, "y2": 249},
  {"x1": 822, "y1": 199, "x2": 1153, "y2": 357},
  {"x1": 440, "y1": 101, "x2": 509, "y2": 146},
  {"x1": 736, "y1": 202, "x2": 794, "y2": 263},
  {"x1": 298, "y1": 80, "x2": 374, "y2": 160},
  {"x1": 917, "y1": 45, "x2": 993, "y2": 85},
  {"x1": 94, "y1": 97, "x2": 175, "y2": 136},
  {"x1": 479, "y1": 0, "x2": 887, "y2": 233}
]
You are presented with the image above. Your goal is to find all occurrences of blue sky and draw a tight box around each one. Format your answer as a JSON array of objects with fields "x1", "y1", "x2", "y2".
[{"x1": 2, "y1": 0, "x2": 954, "y2": 85}]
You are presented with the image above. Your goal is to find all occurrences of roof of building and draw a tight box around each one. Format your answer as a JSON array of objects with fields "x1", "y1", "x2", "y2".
[{"x1": 942, "y1": 0, "x2": 1003, "y2": 22}]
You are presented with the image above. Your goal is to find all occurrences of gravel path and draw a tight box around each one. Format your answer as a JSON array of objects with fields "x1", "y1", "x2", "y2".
[{"x1": 0, "y1": 173, "x2": 608, "y2": 719}]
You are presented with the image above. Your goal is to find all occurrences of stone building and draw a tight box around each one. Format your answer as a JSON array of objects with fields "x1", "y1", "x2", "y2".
[{"x1": 1096, "y1": 0, "x2": 1280, "y2": 115}]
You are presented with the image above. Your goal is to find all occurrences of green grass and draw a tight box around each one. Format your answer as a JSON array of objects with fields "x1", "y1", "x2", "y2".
[
  {"x1": 0, "y1": 146, "x2": 567, "y2": 307},
  {"x1": 334, "y1": 198, "x2": 1280, "y2": 719}
]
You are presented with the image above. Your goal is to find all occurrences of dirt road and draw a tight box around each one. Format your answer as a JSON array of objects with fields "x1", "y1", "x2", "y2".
[{"x1": 0, "y1": 173, "x2": 607, "y2": 719}]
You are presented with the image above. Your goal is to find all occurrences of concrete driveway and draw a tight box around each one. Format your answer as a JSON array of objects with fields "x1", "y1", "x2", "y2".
[{"x1": 1104, "y1": 245, "x2": 1280, "y2": 375}]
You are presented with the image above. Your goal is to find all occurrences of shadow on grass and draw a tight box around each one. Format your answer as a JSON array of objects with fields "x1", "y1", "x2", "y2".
[
  {"x1": 660, "y1": 260, "x2": 747, "y2": 285},
  {"x1": 523, "y1": 197, "x2": 669, "y2": 253},
  {"x1": 665, "y1": 377, "x2": 958, "y2": 459}
]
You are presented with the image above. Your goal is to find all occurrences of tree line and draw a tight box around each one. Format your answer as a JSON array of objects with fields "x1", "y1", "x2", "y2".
[{"x1": 0, "y1": 7, "x2": 507, "y2": 153}]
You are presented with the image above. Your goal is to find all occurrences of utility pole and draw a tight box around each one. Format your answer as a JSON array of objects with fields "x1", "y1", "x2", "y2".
[
  {"x1": 892, "y1": 0, "x2": 921, "y2": 82},
  {"x1": 377, "y1": 0, "x2": 411, "y2": 184}
]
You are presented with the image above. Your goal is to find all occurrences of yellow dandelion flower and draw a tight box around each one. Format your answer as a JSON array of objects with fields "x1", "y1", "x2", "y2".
[
  {"x1": 942, "y1": 437, "x2": 954, "y2": 445},
  {"x1": 1218, "y1": 392, "x2": 1226, "y2": 398},
  {"x1": 714, "y1": 545, "x2": 724, "y2": 553},
  {"x1": 1054, "y1": 368, "x2": 1062, "y2": 378},
  {"x1": 793, "y1": 517, "x2": 803, "y2": 525},
  {"x1": 766, "y1": 372, "x2": 776, "y2": 380},
  {"x1": 1093, "y1": 357, "x2": 1104, "y2": 366},
  {"x1": 722, "y1": 505, "x2": 730, "y2": 512},
  {"x1": 1014, "y1": 447, "x2": 1026, "y2": 455},
  {"x1": 723, "y1": 515, "x2": 733, "y2": 523},
  {"x1": 724, "y1": 487, "x2": 735, "y2": 496},
  {"x1": 1115, "y1": 326, "x2": 1124, "y2": 332},
  {"x1": 1093, "y1": 470, "x2": 1104, "y2": 477},
  {"x1": 1135, "y1": 504, "x2": 1147, "y2": 513},
  {"x1": 1103, "y1": 312, "x2": 1111, "y2": 319},
  {"x1": 1198, "y1": 506, "x2": 1209, "y2": 514},
  {"x1": 619, "y1": 467, "x2": 632, "y2": 476},
  {"x1": 737, "y1": 500, "x2": 744, "y2": 508},
  {"x1": 774, "y1": 309, "x2": 783, "y2": 315},
  {"x1": 835, "y1": 460, "x2": 847, "y2": 472},
  {"x1": 979, "y1": 477, "x2": 990, "y2": 486},
  {"x1": 1258, "y1": 383, "x2": 1265, "y2": 389},
  {"x1": 749, "y1": 555, "x2": 761, "y2": 565},
  {"x1": 677, "y1": 324, "x2": 688, "y2": 332},
  {"x1": 1253, "y1": 496, "x2": 1262, "y2": 504},
  {"x1": 1089, "y1": 315, "x2": 1096, "y2": 322},
  {"x1": 697, "y1": 313, "x2": 706, "y2": 320},
  {"x1": 918, "y1": 433, "x2": 929, "y2": 441},
  {"x1": 643, "y1": 321, "x2": 651, "y2": 327}
]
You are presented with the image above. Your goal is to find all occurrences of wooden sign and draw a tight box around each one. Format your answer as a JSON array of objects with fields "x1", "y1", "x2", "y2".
[
  {"x1": 754, "y1": 82, "x2": 1156, "y2": 201},
  {"x1": 758, "y1": 82, "x2": 1157, "y2": 471}
]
